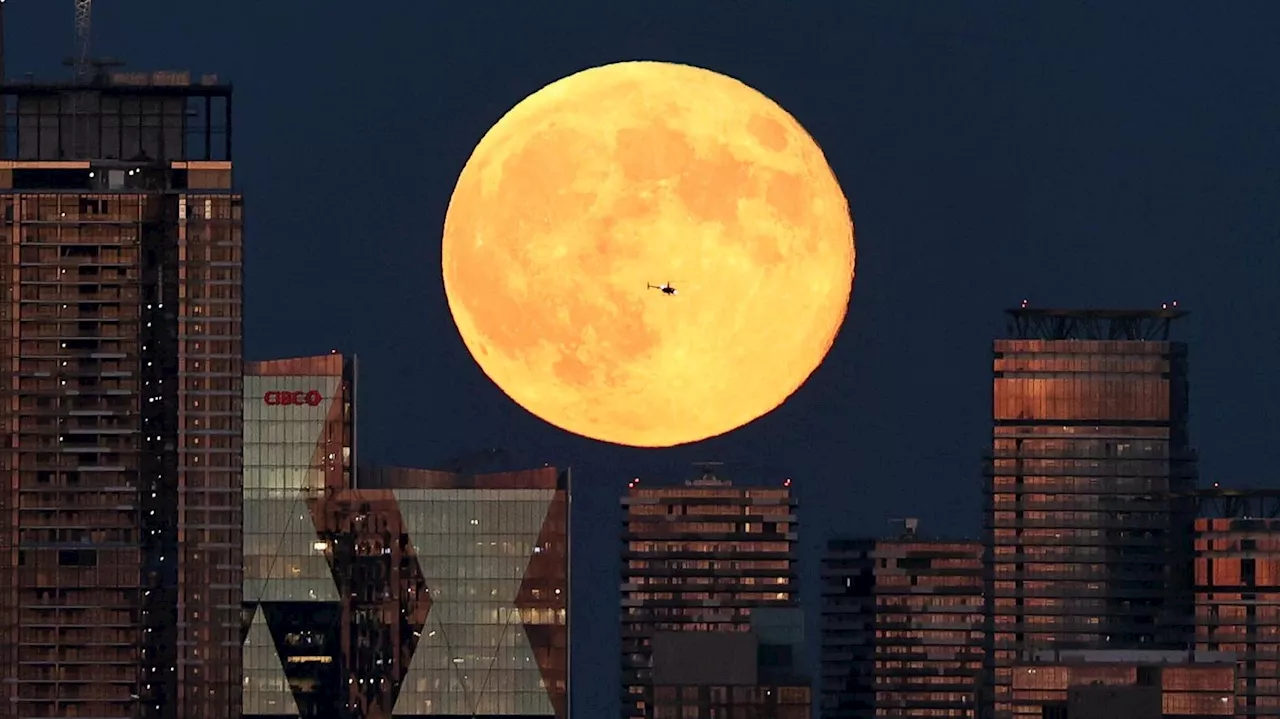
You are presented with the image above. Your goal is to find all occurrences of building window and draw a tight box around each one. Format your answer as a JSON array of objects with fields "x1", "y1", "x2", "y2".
[{"x1": 58, "y1": 549, "x2": 97, "y2": 567}]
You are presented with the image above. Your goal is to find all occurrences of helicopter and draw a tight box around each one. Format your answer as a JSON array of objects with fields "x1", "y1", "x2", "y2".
[{"x1": 647, "y1": 282, "x2": 678, "y2": 296}]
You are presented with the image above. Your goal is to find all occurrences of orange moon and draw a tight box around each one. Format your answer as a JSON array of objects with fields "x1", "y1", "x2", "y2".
[{"x1": 442, "y1": 61, "x2": 854, "y2": 447}]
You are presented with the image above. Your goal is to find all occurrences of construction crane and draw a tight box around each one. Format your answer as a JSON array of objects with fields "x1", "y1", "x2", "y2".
[
  {"x1": 63, "y1": 0, "x2": 94, "y2": 159},
  {"x1": 73, "y1": 0, "x2": 92, "y2": 80}
]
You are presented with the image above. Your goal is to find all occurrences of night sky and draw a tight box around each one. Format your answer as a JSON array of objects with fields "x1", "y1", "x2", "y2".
[{"x1": 9, "y1": 2, "x2": 1280, "y2": 715}]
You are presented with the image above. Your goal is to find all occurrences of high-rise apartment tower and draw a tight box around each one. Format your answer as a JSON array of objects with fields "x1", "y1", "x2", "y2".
[
  {"x1": 1193, "y1": 488, "x2": 1280, "y2": 719},
  {"x1": 621, "y1": 467, "x2": 809, "y2": 719},
  {"x1": 982, "y1": 308, "x2": 1198, "y2": 718},
  {"x1": 822, "y1": 522, "x2": 984, "y2": 719},
  {"x1": 0, "y1": 62, "x2": 241, "y2": 718}
]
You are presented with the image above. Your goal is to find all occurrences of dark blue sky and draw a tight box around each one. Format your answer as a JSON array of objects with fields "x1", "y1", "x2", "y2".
[{"x1": 9, "y1": 2, "x2": 1280, "y2": 715}]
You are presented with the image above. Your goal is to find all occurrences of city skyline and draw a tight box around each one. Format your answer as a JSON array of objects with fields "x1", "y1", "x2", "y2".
[{"x1": 3, "y1": 3, "x2": 1280, "y2": 718}]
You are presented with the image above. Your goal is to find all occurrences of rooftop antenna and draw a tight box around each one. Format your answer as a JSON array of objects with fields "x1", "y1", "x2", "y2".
[{"x1": 688, "y1": 462, "x2": 728, "y2": 486}]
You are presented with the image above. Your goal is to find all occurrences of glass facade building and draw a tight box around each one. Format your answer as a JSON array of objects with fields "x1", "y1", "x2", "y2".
[
  {"x1": 242, "y1": 353, "x2": 356, "y2": 717},
  {"x1": 241, "y1": 360, "x2": 569, "y2": 719},
  {"x1": 0, "y1": 68, "x2": 241, "y2": 718},
  {"x1": 621, "y1": 470, "x2": 808, "y2": 719},
  {"x1": 1193, "y1": 490, "x2": 1280, "y2": 718},
  {"x1": 359, "y1": 467, "x2": 570, "y2": 719},
  {"x1": 822, "y1": 528, "x2": 984, "y2": 719},
  {"x1": 983, "y1": 309, "x2": 1198, "y2": 719}
]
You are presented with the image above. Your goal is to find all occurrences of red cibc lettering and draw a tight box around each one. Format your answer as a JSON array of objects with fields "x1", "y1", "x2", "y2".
[{"x1": 263, "y1": 390, "x2": 324, "y2": 407}]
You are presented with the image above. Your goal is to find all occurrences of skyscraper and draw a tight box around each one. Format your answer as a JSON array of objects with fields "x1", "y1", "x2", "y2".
[
  {"x1": 1193, "y1": 488, "x2": 1280, "y2": 719},
  {"x1": 822, "y1": 522, "x2": 984, "y2": 719},
  {"x1": 621, "y1": 467, "x2": 808, "y2": 719},
  {"x1": 983, "y1": 308, "x2": 1198, "y2": 718},
  {"x1": 242, "y1": 353, "x2": 356, "y2": 716},
  {"x1": 0, "y1": 62, "x2": 240, "y2": 717}
]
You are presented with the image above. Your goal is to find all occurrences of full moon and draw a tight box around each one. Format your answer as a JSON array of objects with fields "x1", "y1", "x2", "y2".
[{"x1": 443, "y1": 61, "x2": 854, "y2": 447}]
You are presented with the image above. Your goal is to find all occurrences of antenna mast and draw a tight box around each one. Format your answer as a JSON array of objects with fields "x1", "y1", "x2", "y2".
[{"x1": 74, "y1": 1, "x2": 92, "y2": 80}]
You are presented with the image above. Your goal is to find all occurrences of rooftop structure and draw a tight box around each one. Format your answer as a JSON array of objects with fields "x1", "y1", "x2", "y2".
[{"x1": 1005, "y1": 306, "x2": 1187, "y2": 341}]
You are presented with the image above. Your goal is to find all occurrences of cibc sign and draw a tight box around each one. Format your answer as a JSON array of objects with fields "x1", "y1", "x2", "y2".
[{"x1": 263, "y1": 390, "x2": 324, "y2": 407}]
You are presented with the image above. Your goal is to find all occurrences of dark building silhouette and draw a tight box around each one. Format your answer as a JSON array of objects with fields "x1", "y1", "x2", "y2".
[
  {"x1": 822, "y1": 537, "x2": 877, "y2": 719},
  {"x1": 0, "y1": 63, "x2": 241, "y2": 717},
  {"x1": 1193, "y1": 489, "x2": 1280, "y2": 719},
  {"x1": 822, "y1": 520, "x2": 984, "y2": 719},
  {"x1": 982, "y1": 308, "x2": 1199, "y2": 718},
  {"x1": 241, "y1": 356, "x2": 569, "y2": 718},
  {"x1": 621, "y1": 468, "x2": 808, "y2": 719}
]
